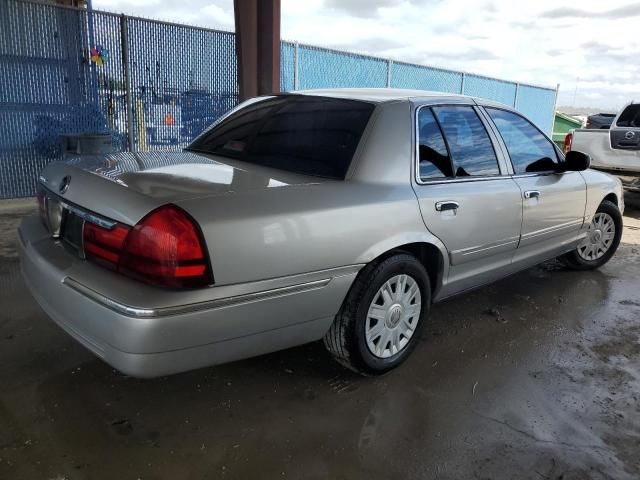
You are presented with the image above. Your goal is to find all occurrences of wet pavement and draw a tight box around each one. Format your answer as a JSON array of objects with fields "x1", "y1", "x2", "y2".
[{"x1": 1, "y1": 194, "x2": 639, "y2": 480}]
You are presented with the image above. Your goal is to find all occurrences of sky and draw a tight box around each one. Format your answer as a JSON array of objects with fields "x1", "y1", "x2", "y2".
[{"x1": 93, "y1": 0, "x2": 639, "y2": 111}]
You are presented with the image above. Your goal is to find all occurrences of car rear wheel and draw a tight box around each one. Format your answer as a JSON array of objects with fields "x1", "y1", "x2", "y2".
[
  {"x1": 323, "y1": 253, "x2": 430, "y2": 375},
  {"x1": 560, "y1": 200, "x2": 622, "y2": 270}
]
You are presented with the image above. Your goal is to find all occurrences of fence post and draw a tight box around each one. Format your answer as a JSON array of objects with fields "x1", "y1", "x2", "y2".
[
  {"x1": 551, "y1": 83, "x2": 560, "y2": 136},
  {"x1": 86, "y1": 0, "x2": 99, "y2": 106},
  {"x1": 293, "y1": 41, "x2": 300, "y2": 90},
  {"x1": 460, "y1": 72, "x2": 465, "y2": 94},
  {"x1": 513, "y1": 82, "x2": 520, "y2": 108},
  {"x1": 120, "y1": 14, "x2": 135, "y2": 152},
  {"x1": 386, "y1": 59, "x2": 392, "y2": 87}
]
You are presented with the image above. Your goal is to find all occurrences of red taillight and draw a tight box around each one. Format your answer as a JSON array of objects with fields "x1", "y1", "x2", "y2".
[
  {"x1": 563, "y1": 132, "x2": 573, "y2": 154},
  {"x1": 119, "y1": 205, "x2": 212, "y2": 288},
  {"x1": 83, "y1": 205, "x2": 212, "y2": 289},
  {"x1": 84, "y1": 222, "x2": 131, "y2": 268}
]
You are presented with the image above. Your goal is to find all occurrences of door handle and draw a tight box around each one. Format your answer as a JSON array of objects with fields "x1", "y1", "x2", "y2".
[
  {"x1": 524, "y1": 190, "x2": 541, "y2": 199},
  {"x1": 435, "y1": 201, "x2": 460, "y2": 212}
]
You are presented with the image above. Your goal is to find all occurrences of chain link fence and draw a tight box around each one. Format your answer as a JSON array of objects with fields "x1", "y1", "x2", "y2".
[
  {"x1": 0, "y1": 0, "x2": 558, "y2": 198},
  {"x1": 282, "y1": 40, "x2": 557, "y2": 135}
]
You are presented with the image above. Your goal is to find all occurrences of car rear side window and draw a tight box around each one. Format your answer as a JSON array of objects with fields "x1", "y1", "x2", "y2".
[
  {"x1": 417, "y1": 108, "x2": 453, "y2": 180},
  {"x1": 486, "y1": 107, "x2": 558, "y2": 174},
  {"x1": 432, "y1": 106, "x2": 500, "y2": 177},
  {"x1": 187, "y1": 95, "x2": 374, "y2": 179}
]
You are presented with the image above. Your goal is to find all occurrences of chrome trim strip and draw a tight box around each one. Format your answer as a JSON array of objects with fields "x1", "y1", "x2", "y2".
[
  {"x1": 511, "y1": 172, "x2": 561, "y2": 179},
  {"x1": 62, "y1": 202, "x2": 117, "y2": 229},
  {"x1": 415, "y1": 175, "x2": 513, "y2": 186},
  {"x1": 449, "y1": 238, "x2": 520, "y2": 265},
  {"x1": 451, "y1": 238, "x2": 520, "y2": 257},
  {"x1": 63, "y1": 276, "x2": 334, "y2": 318},
  {"x1": 39, "y1": 182, "x2": 117, "y2": 229},
  {"x1": 520, "y1": 219, "x2": 584, "y2": 241}
]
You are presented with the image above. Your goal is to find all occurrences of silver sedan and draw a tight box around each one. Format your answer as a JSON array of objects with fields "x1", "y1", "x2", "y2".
[{"x1": 19, "y1": 89, "x2": 624, "y2": 377}]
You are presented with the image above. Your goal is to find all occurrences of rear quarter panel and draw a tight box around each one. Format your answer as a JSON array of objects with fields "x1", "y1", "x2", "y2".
[
  {"x1": 177, "y1": 100, "x2": 449, "y2": 287},
  {"x1": 178, "y1": 181, "x2": 443, "y2": 286}
]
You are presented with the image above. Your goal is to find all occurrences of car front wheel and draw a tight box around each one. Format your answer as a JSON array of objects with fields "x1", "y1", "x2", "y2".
[
  {"x1": 561, "y1": 200, "x2": 622, "y2": 270},
  {"x1": 323, "y1": 253, "x2": 430, "y2": 375}
]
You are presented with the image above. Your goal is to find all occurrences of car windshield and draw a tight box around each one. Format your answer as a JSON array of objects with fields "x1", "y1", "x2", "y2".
[{"x1": 187, "y1": 95, "x2": 375, "y2": 179}]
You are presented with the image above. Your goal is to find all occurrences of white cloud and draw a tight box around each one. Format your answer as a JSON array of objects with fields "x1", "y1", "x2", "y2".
[
  {"x1": 93, "y1": 0, "x2": 639, "y2": 110},
  {"x1": 201, "y1": 4, "x2": 234, "y2": 28}
]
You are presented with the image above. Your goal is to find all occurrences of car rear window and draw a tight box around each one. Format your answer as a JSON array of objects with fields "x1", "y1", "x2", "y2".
[
  {"x1": 616, "y1": 104, "x2": 640, "y2": 128},
  {"x1": 187, "y1": 95, "x2": 375, "y2": 179}
]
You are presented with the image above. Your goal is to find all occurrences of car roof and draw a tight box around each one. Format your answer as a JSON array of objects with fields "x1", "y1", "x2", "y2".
[
  {"x1": 291, "y1": 88, "x2": 516, "y2": 110},
  {"x1": 293, "y1": 87, "x2": 469, "y2": 103}
]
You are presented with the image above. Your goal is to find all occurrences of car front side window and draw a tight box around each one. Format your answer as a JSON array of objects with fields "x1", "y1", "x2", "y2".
[
  {"x1": 485, "y1": 107, "x2": 558, "y2": 174},
  {"x1": 432, "y1": 106, "x2": 500, "y2": 177}
]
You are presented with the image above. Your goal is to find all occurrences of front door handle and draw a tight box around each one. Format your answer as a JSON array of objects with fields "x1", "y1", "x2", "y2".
[
  {"x1": 435, "y1": 201, "x2": 460, "y2": 212},
  {"x1": 524, "y1": 190, "x2": 541, "y2": 199}
]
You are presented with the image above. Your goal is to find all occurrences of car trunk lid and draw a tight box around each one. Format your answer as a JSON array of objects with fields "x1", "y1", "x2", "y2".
[{"x1": 39, "y1": 150, "x2": 327, "y2": 225}]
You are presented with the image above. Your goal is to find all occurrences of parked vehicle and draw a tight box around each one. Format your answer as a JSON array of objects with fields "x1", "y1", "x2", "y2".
[
  {"x1": 565, "y1": 102, "x2": 640, "y2": 179},
  {"x1": 19, "y1": 89, "x2": 624, "y2": 378},
  {"x1": 181, "y1": 90, "x2": 237, "y2": 141},
  {"x1": 33, "y1": 106, "x2": 126, "y2": 158},
  {"x1": 552, "y1": 111, "x2": 582, "y2": 149},
  {"x1": 586, "y1": 112, "x2": 616, "y2": 129},
  {"x1": 144, "y1": 88, "x2": 182, "y2": 145}
]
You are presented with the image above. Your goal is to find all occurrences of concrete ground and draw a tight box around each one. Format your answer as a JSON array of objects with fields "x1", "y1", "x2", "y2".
[{"x1": 1, "y1": 193, "x2": 639, "y2": 480}]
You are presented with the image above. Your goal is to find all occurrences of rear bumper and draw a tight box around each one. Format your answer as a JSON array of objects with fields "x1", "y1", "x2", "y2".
[
  {"x1": 18, "y1": 215, "x2": 359, "y2": 377},
  {"x1": 590, "y1": 152, "x2": 640, "y2": 174},
  {"x1": 593, "y1": 171, "x2": 640, "y2": 193}
]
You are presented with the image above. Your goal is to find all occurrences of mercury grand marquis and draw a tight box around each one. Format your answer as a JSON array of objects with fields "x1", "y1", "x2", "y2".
[{"x1": 19, "y1": 89, "x2": 624, "y2": 377}]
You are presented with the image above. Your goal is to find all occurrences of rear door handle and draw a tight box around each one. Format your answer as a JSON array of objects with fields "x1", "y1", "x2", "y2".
[
  {"x1": 524, "y1": 190, "x2": 540, "y2": 199},
  {"x1": 435, "y1": 201, "x2": 460, "y2": 212}
]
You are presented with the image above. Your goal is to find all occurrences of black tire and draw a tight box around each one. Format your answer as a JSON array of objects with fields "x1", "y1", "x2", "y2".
[
  {"x1": 560, "y1": 200, "x2": 622, "y2": 270},
  {"x1": 323, "y1": 253, "x2": 431, "y2": 375}
]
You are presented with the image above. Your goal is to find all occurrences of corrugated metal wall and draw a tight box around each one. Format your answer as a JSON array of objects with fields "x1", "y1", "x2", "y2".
[{"x1": 0, "y1": 0, "x2": 558, "y2": 199}]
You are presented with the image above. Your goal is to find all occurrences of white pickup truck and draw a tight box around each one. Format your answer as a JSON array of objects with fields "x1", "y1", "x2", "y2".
[{"x1": 566, "y1": 102, "x2": 640, "y2": 191}]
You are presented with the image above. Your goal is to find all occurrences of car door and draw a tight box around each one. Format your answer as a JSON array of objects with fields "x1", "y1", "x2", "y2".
[
  {"x1": 482, "y1": 106, "x2": 587, "y2": 265},
  {"x1": 412, "y1": 104, "x2": 523, "y2": 298}
]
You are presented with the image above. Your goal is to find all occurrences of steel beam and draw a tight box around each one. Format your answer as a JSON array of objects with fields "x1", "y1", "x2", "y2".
[{"x1": 234, "y1": 0, "x2": 280, "y2": 101}]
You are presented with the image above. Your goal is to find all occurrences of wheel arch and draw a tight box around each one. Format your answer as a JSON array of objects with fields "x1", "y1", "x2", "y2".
[
  {"x1": 356, "y1": 235, "x2": 448, "y2": 299},
  {"x1": 603, "y1": 192, "x2": 618, "y2": 207},
  {"x1": 386, "y1": 242, "x2": 445, "y2": 298}
]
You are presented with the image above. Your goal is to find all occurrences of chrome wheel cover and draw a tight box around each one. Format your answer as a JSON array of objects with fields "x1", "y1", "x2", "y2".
[
  {"x1": 365, "y1": 274, "x2": 421, "y2": 359},
  {"x1": 577, "y1": 212, "x2": 615, "y2": 261}
]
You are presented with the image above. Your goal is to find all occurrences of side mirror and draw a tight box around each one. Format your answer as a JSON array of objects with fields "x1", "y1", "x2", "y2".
[{"x1": 562, "y1": 150, "x2": 591, "y2": 172}]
